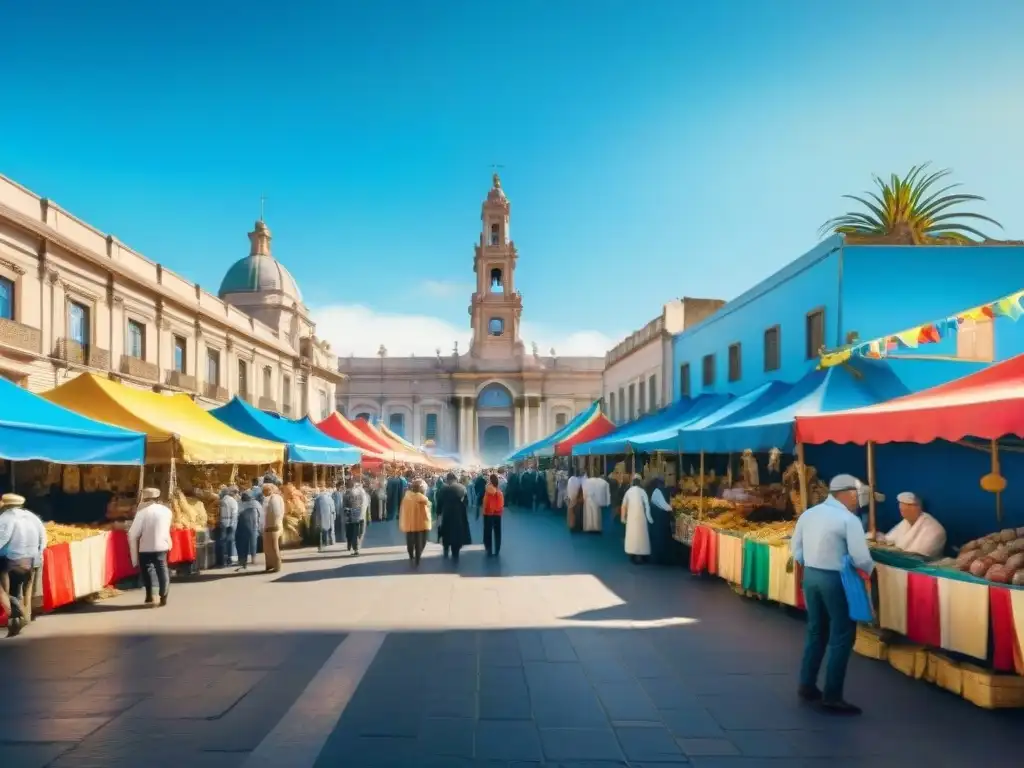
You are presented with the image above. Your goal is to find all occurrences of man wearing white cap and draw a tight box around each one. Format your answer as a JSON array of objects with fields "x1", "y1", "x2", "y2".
[
  {"x1": 790, "y1": 474, "x2": 875, "y2": 715},
  {"x1": 876, "y1": 491, "x2": 946, "y2": 559},
  {"x1": 0, "y1": 493, "x2": 47, "y2": 637},
  {"x1": 128, "y1": 488, "x2": 173, "y2": 607}
]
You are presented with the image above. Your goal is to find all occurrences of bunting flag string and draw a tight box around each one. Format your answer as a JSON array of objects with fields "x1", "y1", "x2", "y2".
[{"x1": 819, "y1": 288, "x2": 1024, "y2": 369}]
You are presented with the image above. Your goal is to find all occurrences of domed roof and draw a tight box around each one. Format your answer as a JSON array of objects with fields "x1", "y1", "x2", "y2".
[{"x1": 218, "y1": 220, "x2": 303, "y2": 302}]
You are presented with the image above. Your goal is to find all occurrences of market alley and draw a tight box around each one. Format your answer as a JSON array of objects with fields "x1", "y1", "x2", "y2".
[{"x1": 1, "y1": 508, "x2": 1021, "y2": 768}]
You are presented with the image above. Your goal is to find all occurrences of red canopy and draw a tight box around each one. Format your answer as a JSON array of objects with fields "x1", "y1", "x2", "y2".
[
  {"x1": 554, "y1": 413, "x2": 615, "y2": 456},
  {"x1": 353, "y1": 418, "x2": 427, "y2": 465},
  {"x1": 795, "y1": 354, "x2": 1024, "y2": 445},
  {"x1": 317, "y1": 413, "x2": 388, "y2": 465}
]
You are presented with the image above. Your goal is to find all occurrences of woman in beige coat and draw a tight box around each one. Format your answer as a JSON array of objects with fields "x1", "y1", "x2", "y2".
[
  {"x1": 399, "y1": 479, "x2": 432, "y2": 565},
  {"x1": 261, "y1": 483, "x2": 285, "y2": 573}
]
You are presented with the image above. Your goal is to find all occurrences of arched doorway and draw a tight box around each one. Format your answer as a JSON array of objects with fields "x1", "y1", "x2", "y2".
[{"x1": 481, "y1": 425, "x2": 511, "y2": 465}]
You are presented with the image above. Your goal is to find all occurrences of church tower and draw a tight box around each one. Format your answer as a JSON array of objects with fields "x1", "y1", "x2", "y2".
[{"x1": 469, "y1": 173, "x2": 525, "y2": 360}]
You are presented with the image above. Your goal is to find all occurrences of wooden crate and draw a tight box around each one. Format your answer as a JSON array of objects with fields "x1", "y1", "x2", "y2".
[
  {"x1": 961, "y1": 664, "x2": 1024, "y2": 709},
  {"x1": 853, "y1": 625, "x2": 888, "y2": 661},
  {"x1": 926, "y1": 652, "x2": 964, "y2": 695},
  {"x1": 887, "y1": 643, "x2": 928, "y2": 679}
]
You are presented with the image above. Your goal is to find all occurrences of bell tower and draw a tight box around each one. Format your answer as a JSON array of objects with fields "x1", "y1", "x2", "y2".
[{"x1": 469, "y1": 173, "x2": 525, "y2": 360}]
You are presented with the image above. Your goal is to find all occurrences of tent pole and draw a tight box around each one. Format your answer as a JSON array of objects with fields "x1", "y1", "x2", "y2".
[
  {"x1": 796, "y1": 442, "x2": 808, "y2": 515},
  {"x1": 992, "y1": 439, "x2": 1004, "y2": 524},
  {"x1": 866, "y1": 441, "x2": 877, "y2": 534},
  {"x1": 698, "y1": 450, "x2": 705, "y2": 520},
  {"x1": 9, "y1": 461, "x2": 14, "y2": 492}
]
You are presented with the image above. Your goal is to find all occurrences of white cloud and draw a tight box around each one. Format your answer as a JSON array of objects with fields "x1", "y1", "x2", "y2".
[
  {"x1": 314, "y1": 303, "x2": 619, "y2": 359},
  {"x1": 421, "y1": 280, "x2": 470, "y2": 299}
]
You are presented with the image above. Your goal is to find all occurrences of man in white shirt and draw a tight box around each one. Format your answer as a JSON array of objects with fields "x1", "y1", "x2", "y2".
[
  {"x1": 582, "y1": 474, "x2": 610, "y2": 533},
  {"x1": 128, "y1": 487, "x2": 173, "y2": 607},
  {"x1": 877, "y1": 491, "x2": 946, "y2": 559}
]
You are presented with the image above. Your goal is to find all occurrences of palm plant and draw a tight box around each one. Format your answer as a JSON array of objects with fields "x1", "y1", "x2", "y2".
[{"x1": 820, "y1": 163, "x2": 1002, "y2": 244}]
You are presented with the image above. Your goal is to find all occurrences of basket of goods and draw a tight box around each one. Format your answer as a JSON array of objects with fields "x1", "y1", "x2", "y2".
[
  {"x1": 281, "y1": 483, "x2": 311, "y2": 547},
  {"x1": 674, "y1": 512, "x2": 697, "y2": 545},
  {"x1": 782, "y1": 461, "x2": 828, "y2": 514},
  {"x1": 947, "y1": 528, "x2": 1024, "y2": 585},
  {"x1": 44, "y1": 521, "x2": 103, "y2": 545},
  {"x1": 170, "y1": 490, "x2": 209, "y2": 531}
]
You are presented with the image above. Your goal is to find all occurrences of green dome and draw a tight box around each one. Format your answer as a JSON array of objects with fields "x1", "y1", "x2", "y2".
[{"x1": 218, "y1": 220, "x2": 303, "y2": 301}]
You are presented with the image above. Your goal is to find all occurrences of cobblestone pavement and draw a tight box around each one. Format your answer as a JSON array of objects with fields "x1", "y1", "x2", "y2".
[{"x1": 1, "y1": 508, "x2": 1022, "y2": 767}]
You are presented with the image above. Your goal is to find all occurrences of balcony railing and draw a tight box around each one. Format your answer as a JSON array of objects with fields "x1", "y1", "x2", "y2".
[
  {"x1": 0, "y1": 318, "x2": 42, "y2": 354},
  {"x1": 259, "y1": 396, "x2": 278, "y2": 412},
  {"x1": 203, "y1": 382, "x2": 229, "y2": 401},
  {"x1": 165, "y1": 370, "x2": 197, "y2": 391},
  {"x1": 52, "y1": 338, "x2": 110, "y2": 370},
  {"x1": 119, "y1": 355, "x2": 159, "y2": 381}
]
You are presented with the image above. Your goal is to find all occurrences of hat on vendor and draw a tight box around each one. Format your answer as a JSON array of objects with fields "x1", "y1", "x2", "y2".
[
  {"x1": 897, "y1": 491, "x2": 921, "y2": 506},
  {"x1": 141, "y1": 487, "x2": 161, "y2": 500},
  {"x1": 0, "y1": 493, "x2": 26, "y2": 508}
]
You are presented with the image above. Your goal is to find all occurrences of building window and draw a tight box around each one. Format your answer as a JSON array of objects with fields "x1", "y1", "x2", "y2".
[
  {"x1": 728, "y1": 343, "x2": 741, "y2": 382},
  {"x1": 957, "y1": 318, "x2": 995, "y2": 362},
  {"x1": 127, "y1": 319, "x2": 145, "y2": 359},
  {"x1": 68, "y1": 301, "x2": 90, "y2": 347},
  {"x1": 489, "y1": 223, "x2": 500, "y2": 246},
  {"x1": 702, "y1": 354, "x2": 715, "y2": 388},
  {"x1": 206, "y1": 349, "x2": 220, "y2": 386},
  {"x1": 628, "y1": 383, "x2": 636, "y2": 420},
  {"x1": 424, "y1": 412, "x2": 438, "y2": 441},
  {"x1": 238, "y1": 359, "x2": 249, "y2": 396},
  {"x1": 173, "y1": 335, "x2": 187, "y2": 373},
  {"x1": 806, "y1": 308, "x2": 825, "y2": 360},
  {"x1": 555, "y1": 412, "x2": 567, "y2": 428},
  {"x1": 389, "y1": 412, "x2": 405, "y2": 437},
  {"x1": 262, "y1": 366, "x2": 272, "y2": 397},
  {"x1": 648, "y1": 375, "x2": 658, "y2": 411},
  {"x1": 490, "y1": 268, "x2": 503, "y2": 292},
  {"x1": 618, "y1": 387, "x2": 625, "y2": 422},
  {"x1": 0, "y1": 276, "x2": 13, "y2": 320},
  {"x1": 680, "y1": 363, "x2": 691, "y2": 398},
  {"x1": 764, "y1": 325, "x2": 781, "y2": 372},
  {"x1": 609, "y1": 392, "x2": 616, "y2": 422},
  {"x1": 319, "y1": 390, "x2": 330, "y2": 420},
  {"x1": 283, "y1": 374, "x2": 292, "y2": 408},
  {"x1": 638, "y1": 379, "x2": 646, "y2": 414},
  {"x1": 488, "y1": 317, "x2": 504, "y2": 336}
]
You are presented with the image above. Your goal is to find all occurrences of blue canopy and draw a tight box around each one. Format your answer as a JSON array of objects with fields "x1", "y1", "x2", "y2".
[
  {"x1": 693, "y1": 359, "x2": 909, "y2": 454},
  {"x1": 0, "y1": 377, "x2": 145, "y2": 465},
  {"x1": 623, "y1": 393, "x2": 734, "y2": 453},
  {"x1": 210, "y1": 397, "x2": 361, "y2": 465},
  {"x1": 677, "y1": 380, "x2": 795, "y2": 451},
  {"x1": 572, "y1": 399, "x2": 695, "y2": 456},
  {"x1": 506, "y1": 401, "x2": 599, "y2": 462}
]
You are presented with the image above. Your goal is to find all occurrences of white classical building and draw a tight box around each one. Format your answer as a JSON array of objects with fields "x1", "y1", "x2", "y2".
[
  {"x1": 603, "y1": 298, "x2": 724, "y2": 425},
  {"x1": 336, "y1": 175, "x2": 604, "y2": 464},
  {"x1": 0, "y1": 173, "x2": 343, "y2": 414}
]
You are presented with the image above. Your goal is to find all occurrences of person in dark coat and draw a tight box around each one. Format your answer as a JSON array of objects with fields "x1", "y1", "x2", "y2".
[
  {"x1": 235, "y1": 490, "x2": 261, "y2": 570},
  {"x1": 385, "y1": 473, "x2": 403, "y2": 521},
  {"x1": 473, "y1": 474, "x2": 487, "y2": 519},
  {"x1": 647, "y1": 478, "x2": 676, "y2": 565},
  {"x1": 436, "y1": 472, "x2": 472, "y2": 562},
  {"x1": 519, "y1": 470, "x2": 535, "y2": 510},
  {"x1": 507, "y1": 472, "x2": 521, "y2": 508}
]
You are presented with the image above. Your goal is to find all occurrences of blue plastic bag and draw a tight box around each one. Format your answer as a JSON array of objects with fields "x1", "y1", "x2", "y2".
[{"x1": 840, "y1": 555, "x2": 873, "y2": 623}]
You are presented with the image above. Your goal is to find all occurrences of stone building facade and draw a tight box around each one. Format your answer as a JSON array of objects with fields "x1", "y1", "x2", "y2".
[
  {"x1": 336, "y1": 175, "x2": 604, "y2": 464},
  {"x1": 0, "y1": 173, "x2": 342, "y2": 416},
  {"x1": 602, "y1": 298, "x2": 724, "y2": 425}
]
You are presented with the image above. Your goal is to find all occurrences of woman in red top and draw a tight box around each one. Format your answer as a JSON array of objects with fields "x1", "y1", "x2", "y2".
[{"x1": 482, "y1": 473, "x2": 504, "y2": 556}]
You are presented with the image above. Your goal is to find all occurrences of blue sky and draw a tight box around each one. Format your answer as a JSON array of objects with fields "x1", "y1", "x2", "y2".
[{"x1": 2, "y1": 1, "x2": 1023, "y2": 356}]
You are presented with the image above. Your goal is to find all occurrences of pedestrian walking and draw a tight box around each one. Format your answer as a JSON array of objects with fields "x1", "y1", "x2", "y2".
[
  {"x1": 342, "y1": 478, "x2": 367, "y2": 555},
  {"x1": 790, "y1": 474, "x2": 874, "y2": 715},
  {"x1": 482, "y1": 473, "x2": 504, "y2": 556},
  {"x1": 621, "y1": 475, "x2": 653, "y2": 563},
  {"x1": 128, "y1": 488, "x2": 173, "y2": 607},
  {"x1": 473, "y1": 473, "x2": 487, "y2": 519},
  {"x1": 313, "y1": 488, "x2": 336, "y2": 552},
  {"x1": 217, "y1": 487, "x2": 239, "y2": 567},
  {"x1": 261, "y1": 483, "x2": 285, "y2": 573},
  {"x1": 399, "y1": 479, "x2": 432, "y2": 565},
  {"x1": 0, "y1": 493, "x2": 46, "y2": 637},
  {"x1": 437, "y1": 472, "x2": 472, "y2": 562},
  {"x1": 235, "y1": 490, "x2": 261, "y2": 569},
  {"x1": 648, "y1": 478, "x2": 676, "y2": 565}
]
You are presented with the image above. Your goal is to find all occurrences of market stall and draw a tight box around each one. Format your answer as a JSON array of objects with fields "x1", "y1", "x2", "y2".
[
  {"x1": 352, "y1": 418, "x2": 429, "y2": 465},
  {"x1": 793, "y1": 354, "x2": 1024, "y2": 705},
  {"x1": 507, "y1": 400, "x2": 603, "y2": 462},
  {"x1": 317, "y1": 412, "x2": 388, "y2": 466},
  {"x1": 376, "y1": 420, "x2": 449, "y2": 468},
  {"x1": 0, "y1": 376, "x2": 147, "y2": 622},
  {"x1": 572, "y1": 397, "x2": 709, "y2": 457},
  {"x1": 551, "y1": 410, "x2": 614, "y2": 456}
]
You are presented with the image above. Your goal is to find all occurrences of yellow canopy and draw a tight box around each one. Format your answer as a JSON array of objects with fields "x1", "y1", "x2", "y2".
[{"x1": 42, "y1": 374, "x2": 285, "y2": 465}]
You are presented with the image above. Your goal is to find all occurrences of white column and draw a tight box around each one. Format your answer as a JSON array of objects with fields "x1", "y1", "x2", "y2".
[
  {"x1": 411, "y1": 400, "x2": 421, "y2": 446},
  {"x1": 513, "y1": 401, "x2": 522, "y2": 448},
  {"x1": 472, "y1": 405, "x2": 479, "y2": 458},
  {"x1": 523, "y1": 398, "x2": 532, "y2": 445}
]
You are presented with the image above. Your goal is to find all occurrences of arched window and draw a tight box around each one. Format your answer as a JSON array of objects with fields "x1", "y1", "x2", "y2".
[
  {"x1": 555, "y1": 412, "x2": 568, "y2": 428},
  {"x1": 389, "y1": 412, "x2": 406, "y2": 437},
  {"x1": 478, "y1": 384, "x2": 512, "y2": 409},
  {"x1": 424, "y1": 412, "x2": 438, "y2": 441},
  {"x1": 489, "y1": 223, "x2": 500, "y2": 246},
  {"x1": 490, "y1": 268, "x2": 503, "y2": 292},
  {"x1": 488, "y1": 318, "x2": 504, "y2": 337}
]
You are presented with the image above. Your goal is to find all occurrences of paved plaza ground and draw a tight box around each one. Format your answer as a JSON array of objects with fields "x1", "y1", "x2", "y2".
[{"x1": 1, "y1": 508, "x2": 1022, "y2": 767}]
